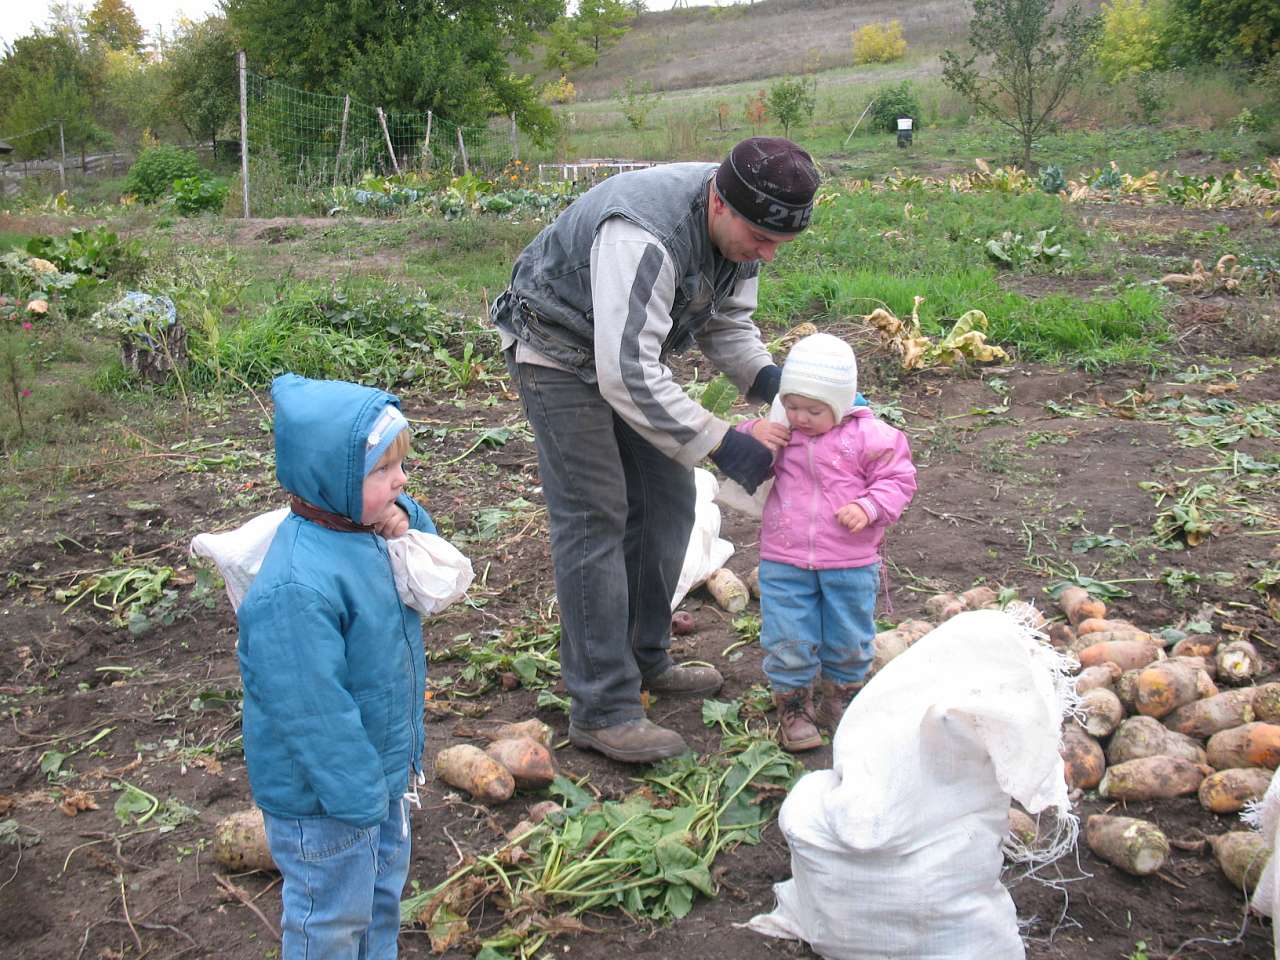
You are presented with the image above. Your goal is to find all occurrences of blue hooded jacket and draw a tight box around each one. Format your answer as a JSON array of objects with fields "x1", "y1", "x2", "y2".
[{"x1": 237, "y1": 374, "x2": 435, "y2": 828}]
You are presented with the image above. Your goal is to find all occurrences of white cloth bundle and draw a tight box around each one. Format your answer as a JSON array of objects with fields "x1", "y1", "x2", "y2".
[
  {"x1": 748, "y1": 607, "x2": 1078, "y2": 959},
  {"x1": 190, "y1": 509, "x2": 473, "y2": 616}
]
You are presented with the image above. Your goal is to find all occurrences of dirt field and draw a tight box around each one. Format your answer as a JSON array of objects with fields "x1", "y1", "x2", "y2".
[{"x1": 2, "y1": 203, "x2": 1278, "y2": 958}]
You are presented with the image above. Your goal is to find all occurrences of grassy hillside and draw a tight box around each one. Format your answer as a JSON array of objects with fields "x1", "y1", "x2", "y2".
[{"x1": 542, "y1": 0, "x2": 1102, "y2": 102}]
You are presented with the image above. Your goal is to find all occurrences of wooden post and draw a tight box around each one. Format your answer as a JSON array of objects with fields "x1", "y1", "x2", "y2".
[
  {"x1": 57, "y1": 120, "x2": 66, "y2": 192},
  {"x1": 456, "y1": 125, "x2": 469, "y2": 176},
  {"x1": 510, "y1": 113, "x2": 518, "y2": 161},
  {"x1": 333, "y1": 93, "x2": 350, "y2": 187},
  {"x1": 420, "y1": 110, "x2": 433, "y2": 167},
  {"x1": 238, "y1": 50, "x2": 250, "y2": 218},
  {"x1": 376, "y1": 107, "x2": 401, "y2": 175}
]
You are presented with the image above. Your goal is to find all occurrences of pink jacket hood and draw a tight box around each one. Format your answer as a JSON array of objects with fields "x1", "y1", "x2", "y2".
[{"x1": 738, "y1": 407, "x2": 916, "y2": 569}]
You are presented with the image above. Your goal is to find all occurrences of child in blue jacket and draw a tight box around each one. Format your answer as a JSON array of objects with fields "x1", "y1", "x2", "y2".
[{"x1": 237, "y1": 374, "x2": 436, "y2": 960}]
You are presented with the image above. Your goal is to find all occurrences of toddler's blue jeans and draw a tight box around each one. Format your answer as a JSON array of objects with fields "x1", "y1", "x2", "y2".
[
  {"x1": 261, "y1": 799, "x2": 411, "y2": 960},
  {"x1": 759, "y1": 560, "x2": 879, "y2": 690}
]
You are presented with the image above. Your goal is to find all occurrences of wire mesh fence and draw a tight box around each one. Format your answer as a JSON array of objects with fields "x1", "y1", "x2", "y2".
[{"x1": 245, "y1": 72, "x2": 527, "y2": 185}]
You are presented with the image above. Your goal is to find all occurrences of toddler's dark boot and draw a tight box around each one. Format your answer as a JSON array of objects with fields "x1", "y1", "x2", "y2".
[
  {"x1": 772, "y1": 686, "x2": 822, "y2": 752},
  {"x1": 815, "y1": 676, "x2": 865, "y2": 733}
]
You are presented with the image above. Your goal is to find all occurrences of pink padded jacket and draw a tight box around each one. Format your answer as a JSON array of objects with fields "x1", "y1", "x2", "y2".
[{"x1": 737, "y1": 407, "x2": 916, "y2": 570}]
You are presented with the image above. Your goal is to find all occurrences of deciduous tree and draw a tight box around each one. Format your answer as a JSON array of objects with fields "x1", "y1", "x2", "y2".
[
  {"x1": 941, "y1": 0, "x2": 1099, "y2": 171},
  {"x1": 165, "y1": 17, "x2": 238, "y2": 151},
  {"x1": 223, "y1": 0, "x2": 564, "y2": 136},
  {"x1": 86, "y1": 0, "x2": 145, "y2": 53}
]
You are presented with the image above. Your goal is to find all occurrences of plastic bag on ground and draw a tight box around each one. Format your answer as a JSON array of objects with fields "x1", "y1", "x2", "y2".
[
  {"x1": 190, "y1": 509, "x2": 473, "y2": 616},
  {"x1": 671, "y1": 469, "x2": 735, "y2": 609},
  {"x1": 748, "y1": 606, "x2": 1078, "y2": 960}
]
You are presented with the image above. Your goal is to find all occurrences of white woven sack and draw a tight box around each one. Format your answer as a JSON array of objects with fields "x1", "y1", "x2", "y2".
[
  {"x1": 748, "y1": 607, "x2": 1078, "y2": 960},
  {"x1": 670, "y1": 469, "x2": 735, "y2": 610},
  {"x1": 1243, "y1": 767, "x2": 1280, "y2": 948},
  {"x1": 190, "y1": 508, "x2": 290, "y2": 611},
  {"x1": 191, "y1": 509, "x2": 473, "y2": 616}
]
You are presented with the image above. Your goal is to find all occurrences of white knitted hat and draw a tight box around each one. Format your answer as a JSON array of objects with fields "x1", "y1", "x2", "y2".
[{"x1": 778, "y1": 333, "x2": 858, "y2": 421}]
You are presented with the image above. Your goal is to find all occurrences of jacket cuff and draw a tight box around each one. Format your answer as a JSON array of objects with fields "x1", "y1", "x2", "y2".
[
  {"x1": 675, "y1": 419, "x2": 730, "y2": 469},
  {"x1": 855, "y1": 497, "x2": 879, "y2": 524}
]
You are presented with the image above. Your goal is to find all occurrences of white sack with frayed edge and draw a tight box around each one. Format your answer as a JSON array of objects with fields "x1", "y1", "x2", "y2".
[
  {"x1": 747, "y1": 607, "x2": 1079, "y2": 960},
  {"x1": 191, "y1": 509, "x2": 473, "y2": 616},
  {"x1": 671, "y1": 469, "x2": 735, "y2": 610},
  {"x1": 1242, "y1": 767, "x2": 1280, "y2": 954}
]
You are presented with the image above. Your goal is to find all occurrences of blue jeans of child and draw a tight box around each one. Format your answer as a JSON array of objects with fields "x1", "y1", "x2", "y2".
[
  {"x1": 505, "y1": 352, "x2": 696, "y2": 730},
  {"x1": 758, "y1": 560, "x2": 880, "y2": 690},
  {"x1": 261, "y1": 799, "x2": 411, "y2": 960}
]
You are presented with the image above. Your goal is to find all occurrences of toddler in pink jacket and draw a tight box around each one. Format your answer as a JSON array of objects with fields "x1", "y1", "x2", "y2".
[{"x1": 736, "y1": 333, "x2": 916, "y2": 752}]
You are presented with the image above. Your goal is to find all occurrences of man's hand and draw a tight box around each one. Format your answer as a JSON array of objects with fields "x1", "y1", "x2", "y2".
[
  {"x1": 747, "y1": 364, "x2": 782, "y2": 404},
  {"x1": 372, "y1": 504, "x2": 411, "y2": 538},
  {"x1": 835, "y1": 502, "x2": 870, "y2": 534},
  {"x1": 750, "y1": 420, "x2": 790, "y2": 453},
  {"x1": 709, "y1": 431, "x2": 773, "y2": 494}
]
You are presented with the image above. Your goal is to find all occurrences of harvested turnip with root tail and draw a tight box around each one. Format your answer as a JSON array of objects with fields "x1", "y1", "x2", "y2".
[
  {"x1": 1199, "y1": 768, "x2": 1274, "y2": 813},
  {"x1": 1216, "y1": 639, "x2": 1263, "y2": 686},
  {"x1": 1162, "y1": 688, "x2": 1256, "y2": 740},
  {"x1": 1135, "y1": 660, "x2": 1215, "y2": 719},
  {"x1": 435, "y1": 744, "x2": 515, "y2": 803},
  {"x1": 1057, "y1": 586, "x2": 1105, "y2": 626},
  {"x1": 1074, "y1": 662, "x2": 1121, "y2": 695},
  {"x1": 1086, "y1": 815, "x2": 1169, "y2": 876},
  {"x1": 1209, "y1": 831, "x2": 1271, "y2": 895},
  {"x1": 1077, "y1": 637, "x2": 1163, "y2": 672},
  {"x1": 1060, "y1": 723, "x2": 1106, "y2": 791},
  {"x1": 485, "y1": 736, "x2": 557, "y2": 790},
  {"x1": 1099, "y1": 755, "x2": 1210, "y2": 801},
  {"x1": 670, "y1": 610, "x2": 697, "y2": 635},
  {"x1": 924, "y1": 592, "x2": 965, "y2": 621},
  {"x1": 706, "y1": 567, "x2": 749, "y2": 612},
  {"x1": 213, "y1": 808, "x2": 276, "y2": 873},
  {"x1": 1106, "y1": 715, "x2": 1206, "y2": 767},
  {"x1": 1079, "y1": 687, "x2": 1124, "y2": 738},
  {"x1": 1206, "y1": 722, "x2": 1280, "y2": 771}
]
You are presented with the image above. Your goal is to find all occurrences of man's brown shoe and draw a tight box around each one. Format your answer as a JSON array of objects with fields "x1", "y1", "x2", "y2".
[
  {"x1": 642, "y1": 663, "x2": 724, "y2": 696},
  {"x1": 568, "y1": 718, "x2": 689, "y2": 764},
  {"x1": 815, "y1": 677, "x2": 865, "y2": 732},
  {"x1": 773, "y1": 687, "x2": 822, "y2": 752}
]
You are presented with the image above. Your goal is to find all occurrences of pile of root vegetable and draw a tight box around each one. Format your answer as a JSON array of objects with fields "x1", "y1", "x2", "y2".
[{"x1": 869, "y1": 582, "x2": 1273, "y2": 898}]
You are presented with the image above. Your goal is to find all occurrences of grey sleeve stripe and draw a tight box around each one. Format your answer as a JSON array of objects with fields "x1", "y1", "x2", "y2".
[{"x1": 619, "y1": 244, "x2": 698, "y2": 443}]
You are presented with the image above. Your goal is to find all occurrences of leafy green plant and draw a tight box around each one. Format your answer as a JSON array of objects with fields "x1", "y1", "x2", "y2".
[
  {"x1": 1039, "y1": 164, "x2": 1067, "y2": 194},
  {"x1": 25, "y1": 226, "x2": 136, "y2": 279},
  {"x1": 869, "y1": 80, "x2": 923, "y2": 134},
  {"x1": 401, "y1": 734, "x2": 799, "y2": 955},
  {"x1": 983, "y1": 227, "x2": 1071, "y2": 267},
  {"x1": 56, "y1": 563, "x2": 175, "y2": 624},
  {"x1": 171, "y1": 176, "x2": 229, "y2": 215},
  {"x1": 124, "y1": 145, "x2": 203, "y2": 203}
]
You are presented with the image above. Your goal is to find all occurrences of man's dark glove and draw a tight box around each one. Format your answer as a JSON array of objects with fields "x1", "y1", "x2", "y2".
[
  {"x1": 747, "y1": 364, "x2": 781, "y2": 404},
  {"x1": 709, "y1": 430, "x2": 773, "y2": 494}
]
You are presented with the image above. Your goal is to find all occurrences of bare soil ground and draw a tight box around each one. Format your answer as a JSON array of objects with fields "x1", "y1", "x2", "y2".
[{"x1": 2, "y1": 193, "x2": 1278, "y2": 959}]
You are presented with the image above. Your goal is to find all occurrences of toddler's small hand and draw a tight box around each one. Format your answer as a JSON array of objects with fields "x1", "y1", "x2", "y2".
[
  {"x1": 836, "y1": 502, "x2": 869, "y2": 533},
  {"x1": 373, "y1": 505, "x2": 411, "y2": 538},
  {"x1": 750, "y1": 420, "x2": 790, "y2": 453}
]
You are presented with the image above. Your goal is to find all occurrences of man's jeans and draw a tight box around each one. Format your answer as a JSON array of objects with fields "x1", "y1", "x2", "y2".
[
  {"x1": 758, "y1": 560, "x2": 880, "y2": 690},
  {"x1": 261, "y1": 799, "x2": 410, "y2": 960},
  {"x1": 506, "y1": 354, "x2": 695, "y2": 729}
]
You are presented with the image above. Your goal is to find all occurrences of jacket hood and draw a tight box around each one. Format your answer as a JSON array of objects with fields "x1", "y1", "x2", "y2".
[{"x1": 271, "y1": 374, "x2": 402, "y2": 523}]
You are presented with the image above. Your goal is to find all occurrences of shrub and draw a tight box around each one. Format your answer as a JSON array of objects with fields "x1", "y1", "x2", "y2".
[
  {"x1": 124, "y1": 145, "x2": 203, "y2": 203},
  {"x1": 1098, "y1": 0, "x2": 1168, "y2": 82},
  {"x1": 869, "y1": 81, "x2": 923, "y2": 134},
  {"x1": 767, "y1": 77, "x2": 817, "y2": 138},
  {"x1": 852, "y1": 19, "x2": 907, "y2": 65},
  {"x1": 619, "y1": 79, "x2": 660, "y2": 131},
  {"x1": 541, "y1": 75, "x2": 576, "y2": 104}
]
